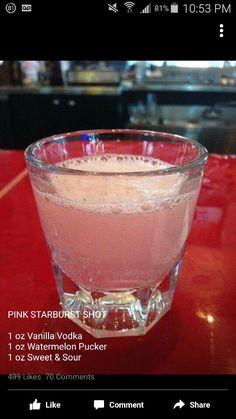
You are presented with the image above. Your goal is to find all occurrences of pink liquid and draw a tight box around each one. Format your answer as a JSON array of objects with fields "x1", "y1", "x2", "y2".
[{"x1": 34, "y1": 155, "x2": 200, "y2": 291}]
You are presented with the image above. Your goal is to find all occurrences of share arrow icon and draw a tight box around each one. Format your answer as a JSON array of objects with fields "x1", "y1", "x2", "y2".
[{"x1": 173, "y1": 400, "x2": 185, "y2": 409}]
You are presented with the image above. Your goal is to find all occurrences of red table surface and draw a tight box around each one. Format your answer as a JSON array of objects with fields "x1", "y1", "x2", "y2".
[
  {"x1": 0, "y1": 150, "x2": 26, "y2": 189},
  {"x1": 0, "y1": 151, "x2": 236, "y2": 375}
]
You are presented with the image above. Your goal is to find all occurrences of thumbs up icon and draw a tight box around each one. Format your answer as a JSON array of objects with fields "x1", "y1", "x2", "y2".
[{"x1": 29, "y1": 399, "x2": 41, "y2": 410}]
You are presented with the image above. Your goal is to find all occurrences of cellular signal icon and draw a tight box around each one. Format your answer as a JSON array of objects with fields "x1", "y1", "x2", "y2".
[
  {"x1": 140, "y1": 3, "x2": 151, "y2": 13},
  {"x1": 124, "y1": 2, "x2": 135, "y2": 13}
]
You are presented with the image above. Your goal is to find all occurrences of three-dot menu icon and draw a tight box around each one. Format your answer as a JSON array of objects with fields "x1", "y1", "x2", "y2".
[{"x1": 219, "y1": 24, "x2": 224, "y2": 37}]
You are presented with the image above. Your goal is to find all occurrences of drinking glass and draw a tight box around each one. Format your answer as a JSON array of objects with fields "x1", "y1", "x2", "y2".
[{"x1": 25, "y1": 130, "x2": 208, "y2": 337}]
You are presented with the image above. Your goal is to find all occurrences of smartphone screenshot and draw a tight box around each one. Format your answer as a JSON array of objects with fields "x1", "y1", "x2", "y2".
[{"x1": 0, "y1": 1, "x2": 235, "y2": 417}]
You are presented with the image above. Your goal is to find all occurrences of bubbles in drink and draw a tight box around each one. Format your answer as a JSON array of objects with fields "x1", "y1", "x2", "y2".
[
  {"x1": 33, "y1": 153, "x2": 201, "y2": 291},
  {"x1": 42, "y1": 154, "x2": 189, "y2": 213},
  {"x1": 57, "y1": 154, "x2": 172, "y2": 172}
]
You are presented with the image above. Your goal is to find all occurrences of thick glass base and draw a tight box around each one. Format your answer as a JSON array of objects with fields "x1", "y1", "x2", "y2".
[{"x1": 52, "y1": 259, "x2": 182, "y2": 338}]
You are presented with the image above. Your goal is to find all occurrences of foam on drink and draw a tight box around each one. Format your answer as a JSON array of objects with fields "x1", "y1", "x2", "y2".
[{"x1": 47, "y1": 155, "x2": 187, "y2": 212}]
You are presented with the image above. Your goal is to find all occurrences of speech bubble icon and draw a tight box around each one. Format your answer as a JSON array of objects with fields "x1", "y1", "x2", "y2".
[{"x1": 94, "y1": 400, "x2": 105, "y2": 409}]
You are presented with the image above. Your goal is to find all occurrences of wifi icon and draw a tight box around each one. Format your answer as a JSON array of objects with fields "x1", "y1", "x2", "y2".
[{"x1": 124, "y1": 2, "x2": 135, "y2": 13}]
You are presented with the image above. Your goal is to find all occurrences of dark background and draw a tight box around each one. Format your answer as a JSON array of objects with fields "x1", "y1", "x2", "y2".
[{"x1": 0, "y1": 1, "x2": 235, "y2": 58}]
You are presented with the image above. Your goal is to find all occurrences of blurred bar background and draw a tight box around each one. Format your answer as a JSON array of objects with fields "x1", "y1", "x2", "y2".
[{"x1": 1, "y1": 60, "x2": 236, "y2": 153}]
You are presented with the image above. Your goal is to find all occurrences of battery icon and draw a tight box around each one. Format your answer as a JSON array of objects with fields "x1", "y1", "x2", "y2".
[{"x1": 170, "y1": 3, "x2": 178, "y2": 13}]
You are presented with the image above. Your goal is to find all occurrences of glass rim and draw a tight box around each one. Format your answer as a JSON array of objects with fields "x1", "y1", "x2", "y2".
[{"x1": 25, "y1": 129, "x2": 208, "y2": 176}]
